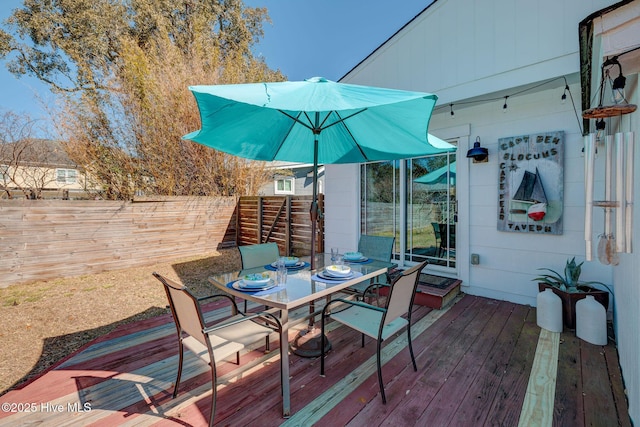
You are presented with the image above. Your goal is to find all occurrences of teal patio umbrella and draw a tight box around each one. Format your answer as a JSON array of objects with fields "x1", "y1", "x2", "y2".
[
  {"x1": 184, "y1": 77, "x2": 454, "y2": 268},
  {"x1": 414, "y1": 161, "x2": 457, "y2": 185}
]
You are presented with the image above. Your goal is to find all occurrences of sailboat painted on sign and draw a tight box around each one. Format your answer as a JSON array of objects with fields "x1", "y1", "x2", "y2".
[{"x1": 511, "y1": 168, "x2": 548, "y2": 221}]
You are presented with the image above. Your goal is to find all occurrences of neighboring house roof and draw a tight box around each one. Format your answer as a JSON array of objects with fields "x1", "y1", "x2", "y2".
[
  {"x1": 0, "y1": 139, "x2": 76, "y2": 168},
  {"x1": 268, "y1": 160, "x2": 324, "y2": 170}
]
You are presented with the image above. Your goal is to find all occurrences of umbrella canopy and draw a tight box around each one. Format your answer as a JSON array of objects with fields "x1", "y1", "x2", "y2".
[
  {"x1": 184, "y1": 77, "x2": 452, "y2": 163},
  {"x1": 183, "y1": 77, "x2": 454, "y2": 266},
  {"x1": 414, "y1": 161, "x2": 457, "y2": 185}
]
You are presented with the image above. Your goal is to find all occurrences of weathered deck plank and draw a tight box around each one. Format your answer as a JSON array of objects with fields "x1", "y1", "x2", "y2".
[
  {"x1": 518, "y1": 329, "x2": 560, "y2": 426},
  {"x1": 346, "y1": 295, "x2": 492, "y2": 426},
  {"x1": 0, "y1": 294, "x2": 630, "y2": 427},
  {"x1": 581, "y1": 338, "x2": 620, "y2": 426},
  {"x1": 445, "y1": 303, "x2": 531, "y2": 426},
  {"x1": 484, "y1": 306, "x2": 539, "y2": 426},
  {"x1": 554, "y1": 332, "x2": 584, "y2": 426}
]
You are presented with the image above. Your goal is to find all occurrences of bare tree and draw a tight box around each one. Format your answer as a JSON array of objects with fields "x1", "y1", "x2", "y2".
[
  {"x1": 1, "y1": 0, "x2": 283, "y2": 200},
  {"x1": 0, "y1": 110, "x2": 64, "y2": 199}
]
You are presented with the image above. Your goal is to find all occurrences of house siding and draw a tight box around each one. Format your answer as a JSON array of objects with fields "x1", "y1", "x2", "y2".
[
  {"x1": 326, "y1": 0, "x2": 639, "y2": 422},
  {"x1": 259, "y1": 167, "x2": 324, "y2": 196}
]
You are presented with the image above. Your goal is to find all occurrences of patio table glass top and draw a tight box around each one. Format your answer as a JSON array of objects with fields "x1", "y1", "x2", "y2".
[
  {"x1": 208, "y1": 253, "x2": 394, "y2": 311},
  {"x1": 208, "y1": 252, "x2": 394, "y2": 418}
]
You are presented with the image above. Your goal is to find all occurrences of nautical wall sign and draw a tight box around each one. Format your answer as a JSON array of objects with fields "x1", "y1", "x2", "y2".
[{"x1": 498, "y1": 131, "x2": 564, "y2": 234}]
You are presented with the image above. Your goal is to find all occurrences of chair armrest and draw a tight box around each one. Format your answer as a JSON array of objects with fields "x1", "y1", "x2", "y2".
[
  {"x1": 197, "y1": 293, "x2": 239, "y2": 315},
  {"x1": 203, "y1": 310, "x2": 281, "y2": 334},
  {"x1": 323, "y1": 298, "x2": 387, "y2": 315},
  {"x1": 362, "y1": 282, "x2": 391, "y2": 297},
  {"x1": 253, "y1": 311, "x2": 282, "y2": 331}
]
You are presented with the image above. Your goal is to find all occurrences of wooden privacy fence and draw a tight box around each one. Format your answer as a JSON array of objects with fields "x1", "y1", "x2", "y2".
[
  {"x1": 0, "y1": 195, "x2": 324, "y2": 287},
  {"x1": 236, "y1": 195, "x2": 324, "y2": 257},
  {"x1": 0, "y1": 197, "x2": 237, "y2": 287}
]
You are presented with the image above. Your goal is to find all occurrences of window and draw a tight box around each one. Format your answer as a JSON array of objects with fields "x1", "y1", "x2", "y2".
[
  {"x1": 57, "y1": 169, "x2": 77, "y2": 185},
  {"x1": 274, "y1": 177, "x2": 294, "y2": 194},
  {"x1": 361, "y1": 144, "x2": 458, "y2": 271}
]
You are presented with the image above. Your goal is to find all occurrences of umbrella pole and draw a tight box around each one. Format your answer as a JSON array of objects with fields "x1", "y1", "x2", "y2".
[
  {"x1": 310, "y1": 133, "x2": 319, "y2": 270},
  {"x1": 290, "y1": 126, "x2": 331, "y2": 357}
]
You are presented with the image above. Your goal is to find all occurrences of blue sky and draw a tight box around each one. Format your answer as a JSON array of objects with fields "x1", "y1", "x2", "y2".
[{"x1": 1, "y1": 0, "x2": 429, "y2": 124}]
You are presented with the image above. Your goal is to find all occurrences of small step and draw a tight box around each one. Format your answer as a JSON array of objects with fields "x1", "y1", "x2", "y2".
[{"x1": 414, "y1": 274, "x2": 462, "y2": 309}]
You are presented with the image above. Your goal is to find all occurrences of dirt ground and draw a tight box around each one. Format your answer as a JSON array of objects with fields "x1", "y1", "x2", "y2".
[{"x1": 0, "y1": 248, "x2": 242, "y2": 395}]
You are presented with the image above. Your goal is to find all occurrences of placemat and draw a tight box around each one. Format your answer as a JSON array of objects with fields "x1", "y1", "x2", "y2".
[
  {"x1": 263, "y1": 261, "x2": 310, "y2": 271},
  {"x1": 345, "y1": 258, "x2": 373, "y2": 264},
  {"x1": 226, "y1": 281, "x2": 286, "y2": 296},
  {"x1": 311, "y1": 271, "x2": 363, "y2": 284}
]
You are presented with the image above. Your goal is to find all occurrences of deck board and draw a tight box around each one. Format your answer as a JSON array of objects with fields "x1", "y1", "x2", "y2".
[
  {"x1": 0, "y1": 294, "x2": 630, "y2": 427},
  {"x1": 445, "y1": 302, "x2": 529, "y2": 426},
  {"x1": 554, "y1": 332, "x2": 584, "y2": 426},
  {"x1": 581, "y1": 338, "x2": 619, "y2": 426},
  {"x1": 380, "y1": 297, "x2": 500, "y2": 426},
  {"x1": 484, "y1": 306, "x2": 539, "y2": 426}
]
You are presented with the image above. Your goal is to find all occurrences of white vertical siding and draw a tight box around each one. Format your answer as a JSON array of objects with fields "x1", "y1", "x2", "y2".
[
  {"x1": 428, "y1": 81, "x2": 614, "y2": 304},
  {"x1": 324, "y1": 164, "x2": 360, "y2": 253},
  {"x1": 343, "y1": 0, "x2": 612, "y2": 101},
  {"x1": 612, "y1": 77, "x2": 640, "y2": 424},
  {"x1": 329, "y1": 0, "x2": 638, "y2": 422}
]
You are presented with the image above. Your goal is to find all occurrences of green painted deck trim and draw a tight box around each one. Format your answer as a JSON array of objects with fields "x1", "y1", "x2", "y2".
[
  {"x1": 518, "y1": 328, "x2": 560, "y2": 427},
  {"x1": 281, "y1": 295, "x2": 462, "y2": 426}
]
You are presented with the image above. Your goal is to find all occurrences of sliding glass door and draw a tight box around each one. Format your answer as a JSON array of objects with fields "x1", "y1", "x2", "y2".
[{"x1": 361, "y1": 148, "x2": 457, "y2": 271}]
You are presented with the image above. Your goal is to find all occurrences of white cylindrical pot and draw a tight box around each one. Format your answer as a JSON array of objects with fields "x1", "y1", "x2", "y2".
[
  {"x1": 536, "y1": 288, "x2": 563, "y2": 333},
  {"x1": 576, "y1": 295, "x2": 607, "y2": 345}
]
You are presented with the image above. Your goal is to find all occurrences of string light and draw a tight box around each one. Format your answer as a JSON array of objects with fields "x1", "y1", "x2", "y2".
[
  {"x1": 434, "y1": 75, "x2": 583, "y2": 134},
  {"x1": 561, "y1": 84, "x2": 569, "y2": 104}
]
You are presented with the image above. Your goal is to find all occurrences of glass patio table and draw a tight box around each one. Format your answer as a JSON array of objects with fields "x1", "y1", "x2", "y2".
[{"x1": 208, "y1": 253, "x2": 394, "y2": 418}]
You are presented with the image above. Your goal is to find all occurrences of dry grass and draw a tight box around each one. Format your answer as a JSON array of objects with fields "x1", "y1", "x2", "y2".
[{"x1": 0, "y1": 248, "x2": 242, "y2": 395}]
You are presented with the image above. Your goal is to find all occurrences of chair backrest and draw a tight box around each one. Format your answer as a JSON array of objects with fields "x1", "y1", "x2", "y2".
[
  {"x1": 239, "y1": 242, "x2": 280, "y2": 269},
  {"x1": 383, "y1": 261, "x2": 427, "y2": 326},
  {"x1": 153, "y1": 273, "x2": 208, "y2": 347},
  {"x1": 439, "y1": 224, "x2": 456, "y2": 249},
  {"x1": 431, "y1": 223, "x2": 442, "y2": 239},
  {"x1": 358, "y1": 235, "x2": 395, "y2": 262}
]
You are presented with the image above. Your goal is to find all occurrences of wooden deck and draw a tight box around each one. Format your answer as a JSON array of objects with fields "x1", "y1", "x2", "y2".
[{"x1": 0, "y1": 294, "x2": 630, "y2": 426}]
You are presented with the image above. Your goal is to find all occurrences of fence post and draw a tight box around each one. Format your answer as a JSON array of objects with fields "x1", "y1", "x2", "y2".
[
  {"x1": 257, "y1": 196, "x2": 263, "y2": 244},
  {"x1": 285, "y1": 196, "x2": 292, "y2": 255},
  {"x1": 235, "y1": 197, "x2": 240, "y2": 246}
]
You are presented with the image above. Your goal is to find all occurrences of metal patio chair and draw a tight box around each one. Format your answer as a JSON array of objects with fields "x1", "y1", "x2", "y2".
[
  {"x1": 238, "y1": 242, "x2": 280, "y2": 270},
  {"x1": 438, "y1": 223, "x2": 456, "y2": 258},
  {"x1": 344, "y1": 235, "x2": 396, "y2": 301},
  {"x1": 431, "y1": 222, "x2": 443, "y2": 256},
  {"x1": 153, "y1": 272, "x2": 281, "y2": 427},
  {"x1": 238, "y1": 242, "x2": 280, "y2": 313},
  {"x1": 320, "y1": 260, "x2": 427, "y2": 404}
]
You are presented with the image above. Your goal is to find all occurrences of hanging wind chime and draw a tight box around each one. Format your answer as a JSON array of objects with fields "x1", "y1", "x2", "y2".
[{"x1": 583, "y1": 56, "x2": 636, "y2": 265}]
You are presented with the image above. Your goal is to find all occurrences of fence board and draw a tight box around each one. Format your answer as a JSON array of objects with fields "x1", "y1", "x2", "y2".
[
  {"x1": 0, "y1": 197, "x2": 237, "y2": 287},
  {"x1": 1, "y1": 194, "x2": 324, "y2": 287},
  {"x1": 236, "y1": 195, "x2": 323, "y2": 257}
]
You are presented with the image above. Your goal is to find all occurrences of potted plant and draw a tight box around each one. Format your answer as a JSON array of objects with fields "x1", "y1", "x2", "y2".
[{"x1": 534, "y1": 257, "x2": 610, "y2": 329}]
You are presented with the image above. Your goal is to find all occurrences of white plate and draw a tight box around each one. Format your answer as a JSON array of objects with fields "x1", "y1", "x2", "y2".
[
  {"x1": 343, "y1": 252, "x2": 363, "y2": 261},
  {"x1": 271, "y1": 260, "x2": 305, "y2": 268},
  {"x1": 318, "y1": 271, "x2": 354, "y2": 281},
  {"x1": 281, "y1": 256, "x2": 300, "y2": 266},
  {"x1": 345, "y1": 256, "x2": 368, "y2": 263},
  {"x1": 233, "y1": 280, "x2": 276, "y2": 292},
  {"x1": 241, "y1": 273, "x2": 271, "y2": 287},
  {"x1": 325, "y1": 265, "x2": 352, "y2": 277}
]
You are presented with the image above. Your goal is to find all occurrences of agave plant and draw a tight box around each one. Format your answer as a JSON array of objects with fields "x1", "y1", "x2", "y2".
[{"x1": 534, "y1": 257, "x2": 604, "y2": 293}]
